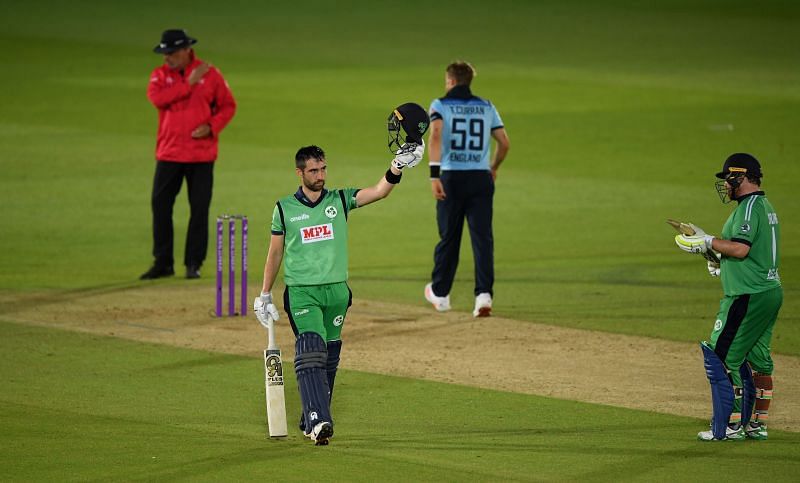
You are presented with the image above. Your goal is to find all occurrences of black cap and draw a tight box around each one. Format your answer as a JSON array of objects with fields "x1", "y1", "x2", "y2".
[
  {"x1": 393, "y1": 103, "x2": 430, "y2": 144},
  {"x1": 715, "y1": 153, "x2": 762, "y2": 179},
  {"x1": 153, "y1": 29, "x2": 197, "y2": 54}
]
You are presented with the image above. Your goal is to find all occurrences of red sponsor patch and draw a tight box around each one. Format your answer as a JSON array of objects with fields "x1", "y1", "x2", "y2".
[{"x1": 300, "y1": 223, "x2": 334, "y2": 244}]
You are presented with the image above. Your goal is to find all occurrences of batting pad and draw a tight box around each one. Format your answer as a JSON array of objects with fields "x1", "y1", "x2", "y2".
[
  {"x1": 701, "y1": 343, "x2": 734, "y2": 439},
  {"x1": 739, "y1": 363, "x2": 756, "y2": 427},
  {"x1": 295, "y1": 332, "x2": 332, "y2": 432},
  {"x1": 327, "y1": 340, "x2": 342, "y2": 400}
]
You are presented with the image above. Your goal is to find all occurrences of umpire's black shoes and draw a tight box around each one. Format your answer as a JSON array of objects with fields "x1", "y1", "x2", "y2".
[
  {"x1": 139, "y1": 265, "x2": 174, "y2": 280},
  {"x1": 186, "y1": 265, "x2": 201, "y2": 279}
]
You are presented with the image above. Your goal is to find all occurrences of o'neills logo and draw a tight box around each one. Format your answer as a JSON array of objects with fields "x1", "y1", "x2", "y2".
[
  {"x1": 301, "y1": 223, "x2": 334, "y2": 244},
  {"x1": 290, "y1": 213, "x2": 310, "y2": 222}
]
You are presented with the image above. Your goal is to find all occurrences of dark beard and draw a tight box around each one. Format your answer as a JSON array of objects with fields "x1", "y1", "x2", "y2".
[{"x1": 304, "y1": 179, "x2": 324, "y2": 192}]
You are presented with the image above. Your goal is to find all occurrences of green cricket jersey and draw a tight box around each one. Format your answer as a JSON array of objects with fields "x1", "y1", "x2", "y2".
[
  {"x1": 271, "y1": 187, "x2": 360, "y2": 286},
  {"x1": 720, "y1": 191, "x2": 781, "y2": 296}
]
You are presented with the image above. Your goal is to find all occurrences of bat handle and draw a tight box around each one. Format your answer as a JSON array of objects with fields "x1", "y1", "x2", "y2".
[{"x1": 267, "y1": 320, "x2": 277, "y2": 350}]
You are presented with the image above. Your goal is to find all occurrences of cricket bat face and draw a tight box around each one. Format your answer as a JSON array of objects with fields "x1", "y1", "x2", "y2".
[{"x1": 264, "y1": 348, "x2": 288, "y2": 437}]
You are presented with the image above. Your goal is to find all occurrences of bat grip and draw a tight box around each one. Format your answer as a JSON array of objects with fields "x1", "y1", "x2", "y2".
[{"x1": 267, "y1": 320, "x2": 277, "y2": 350}]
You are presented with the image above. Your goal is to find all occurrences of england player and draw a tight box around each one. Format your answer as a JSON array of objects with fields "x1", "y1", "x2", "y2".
[
  {"x1": 424, "y1": 61, "x2": 510, "y2": 317},
  {"x1": 675, "y1": 153, "x2": 782, "y2": 441},
  {"x1": 253, "y1": 104, "x2": 428, "y2": 445}
]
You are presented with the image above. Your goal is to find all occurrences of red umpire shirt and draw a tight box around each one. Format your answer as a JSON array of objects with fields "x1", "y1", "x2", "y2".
[{"x1": 147, "y1": 51, "x2": 236, "y2": 162}]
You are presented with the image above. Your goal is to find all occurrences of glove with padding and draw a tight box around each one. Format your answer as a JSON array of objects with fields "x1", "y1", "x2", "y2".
[
  {"x1": 253, "y1": 291, "x2": 280, "y2": 328},
  {"x1": 391, "y1": 141, "x2": 425, "y2": 170},
  {"x1": 675, "y1": 234, "x2": 714, "y2": 254}
]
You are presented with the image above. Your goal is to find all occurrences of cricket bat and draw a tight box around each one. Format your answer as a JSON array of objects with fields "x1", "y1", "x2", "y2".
[
  {"x1": 264, "y1": 319, "x2": 288, "y2": 438},
  {"x1": 666, "y1": 219, "x2": 720, "y2": 264}
]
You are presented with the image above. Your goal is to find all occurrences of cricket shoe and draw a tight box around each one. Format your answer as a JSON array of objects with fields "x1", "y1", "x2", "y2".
[
  {"x1": 306, "y1": 421, "x2": 333, "y2": 446},
  {"x1": 185, "y1": 264, "x2": 201, "y2": 279},
  {"x1": 424, "y1": 283, "x2": 451, "y2": 312},
  {"x1": 139, "y1": 264, "x2": 174, "y2": 280},
  {"x1": 697, "y1": 424, "x2": 745, "y2": 442},
  {"x1": 303, "y1": 430, "x2": 325, "y2": 444},
  {"x1": 473, "y1": 292, "x2": 492, "y2": 317},
  {"x1": 745, "y1": 422, "x2": 768, "y2": 440}
]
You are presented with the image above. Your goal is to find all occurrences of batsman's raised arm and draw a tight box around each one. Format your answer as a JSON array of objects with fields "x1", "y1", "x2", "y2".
[
  {"x1": 356, "y1": 102, "x2": 430, "y2": 207},
  {"x1": 355, "y1": 142, "x2": 425, "y2": 207}
]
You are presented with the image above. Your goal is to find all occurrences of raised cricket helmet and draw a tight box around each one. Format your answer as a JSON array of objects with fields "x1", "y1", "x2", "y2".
[
  {"x1": 387, "y1": 102, "x2": 430, "y2": 154},
  {"x1": 714, "y1": 153, "x2": 763, "y2": 203}
]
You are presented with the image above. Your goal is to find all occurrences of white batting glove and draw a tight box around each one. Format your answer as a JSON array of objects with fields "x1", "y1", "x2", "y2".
[
  {"x1": 391, "y1": 140, "x2": 425, "y2": 170},
  {"x1": 675, "y1": 234, "x2": 715, "y2": 254},
  {"x1": 707, "y1": 260, "x2": 721, "y2": 277},
  {"x1": 253, "y1": 291, "x2": 280, "y2": 328}
]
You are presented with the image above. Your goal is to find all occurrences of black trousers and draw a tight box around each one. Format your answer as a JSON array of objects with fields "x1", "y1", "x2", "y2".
[
  {"x1": 150, "y1": 160, "x2": 214, "y2": 268},
  {"x1": 431, "y1": 170, "x2": 494, "y2": 297}
]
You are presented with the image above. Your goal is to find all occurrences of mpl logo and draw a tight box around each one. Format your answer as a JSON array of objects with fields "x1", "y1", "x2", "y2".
[{"x1": 301, "y1": 223, "x2": 334, "y2": 244}]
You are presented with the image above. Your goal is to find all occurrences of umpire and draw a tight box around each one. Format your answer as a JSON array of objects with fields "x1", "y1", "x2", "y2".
[{"x1": 140, "y1": 29, "x2": 236, "y2": 280}]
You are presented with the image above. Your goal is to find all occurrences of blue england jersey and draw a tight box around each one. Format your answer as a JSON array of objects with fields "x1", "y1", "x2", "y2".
[{"x1": 430, "y1": 86, "x2": 504, "y2": 171}]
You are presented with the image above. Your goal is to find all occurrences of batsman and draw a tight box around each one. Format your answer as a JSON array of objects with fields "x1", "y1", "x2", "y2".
[
  {"x1": 253, "y1": 103, "x2": 429, "y2": 445},
  {"x1": 674, "y1": 153, "x2": 782, "y2": 441}
]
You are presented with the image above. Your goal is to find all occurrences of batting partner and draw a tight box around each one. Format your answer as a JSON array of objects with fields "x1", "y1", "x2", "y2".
[
  {"x1": 253, "y1": 104, "x2": 429, "y2": 445},
  {"x1": 675, "y1": 153, "x2": 781, "y2": 441}
]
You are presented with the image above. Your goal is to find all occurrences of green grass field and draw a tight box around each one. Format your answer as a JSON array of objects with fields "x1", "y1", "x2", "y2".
[
  {"x1": 2, "y1": 0, "x2": 799, "y2": 480},
  {"x1": 3, "y1": 321, "x2": 800, "y2": 481}
]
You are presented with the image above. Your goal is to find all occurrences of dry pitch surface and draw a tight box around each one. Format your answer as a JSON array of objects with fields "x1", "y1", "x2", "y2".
[{"x1": 2, "y1": 284, "x2": 797, "y2": 432}]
